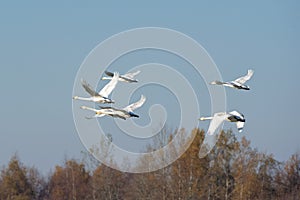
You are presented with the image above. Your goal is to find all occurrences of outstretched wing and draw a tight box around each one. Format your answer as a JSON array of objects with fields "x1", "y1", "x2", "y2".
[
  {"x1": 98, "y1": 106, "x2": 114, "y2": 109},
  {"x1": 236, "y1": 121, "x2": 245, "y2": 132},
  {"x1": 234, "y1": 69, "x2": 254, "y2": 84},
  {"x1": 123, "y1": 95, "x2": 146, "y2": 112},
  {"x1": 229, "y1": 110, "x2": 244, "y2": 119},
  {"x1": 122, "y1": 70, "x2": 141, "y2": 79},
  {"x1": 99, "y1": 72, "x2": 119, "y2": 97},
  {"x1": 81, "y1": 79, "x2": 98, "y2": 96},
  {"x1": 104, "y1": 71, "x2": 114, "y2": 77},
  {"x1": 198, "y1": 112, "x2": 227, "y2": 158},
  {"x1": 206, "y1": 113, "x2": 227, "y2": 136}
]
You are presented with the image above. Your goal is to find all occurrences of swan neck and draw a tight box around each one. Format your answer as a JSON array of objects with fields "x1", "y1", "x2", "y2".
[
  {"x1": 200, "y1": 116, "x2": 213, "y2": 121},
  {"x1": 75, "y1": 96, "x2": 91, "y2": 101}
]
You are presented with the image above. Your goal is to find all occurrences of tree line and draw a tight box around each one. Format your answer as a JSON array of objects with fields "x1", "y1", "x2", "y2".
[{"x1": 0, "y1": 129, "x2": 299, "y2": 199}]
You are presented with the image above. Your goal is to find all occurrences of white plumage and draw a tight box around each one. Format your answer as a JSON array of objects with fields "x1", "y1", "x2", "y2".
[
  {"x1": 80, "y1": 95, "x2": 146, "y2": 120},
  {"x1": 199, "y1": 110, "x2": 246, "y2": 134},
  {"x1": 211, "y1": 69, "x2": 254, "y2": 90},
  {"x1": 102, "y1": 70, "x2": 140, "y2": 83},
  {"x1": 73, "y1": 72, "x2": 119, "y2": 103}
]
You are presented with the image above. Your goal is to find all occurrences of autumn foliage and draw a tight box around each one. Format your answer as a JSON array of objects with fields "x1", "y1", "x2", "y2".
[{"x1": 0, "y1": 129, "x2": 299, "y2": 199}]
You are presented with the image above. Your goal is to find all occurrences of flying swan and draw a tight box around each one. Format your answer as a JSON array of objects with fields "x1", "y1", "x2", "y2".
[
  {"x1": 80, "y1": 95, "x2": 146, "y2": 120},
  {"x1": 210, "y1": 69, "x2": 254, "y2": 90},
  {"x1": 73, "y1": 72, "x2": 119, "y2": 103},
  {"x1": 199, "y1": 111, "x2": 246, "y2": 134},
  {"x1": 102, "y1": 70, "x2": 140, "y2": 83}
]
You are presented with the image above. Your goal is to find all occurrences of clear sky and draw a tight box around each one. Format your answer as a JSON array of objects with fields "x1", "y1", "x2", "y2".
[{"x1": 0, "y1": 1, "x2": 299, "y2": 173}]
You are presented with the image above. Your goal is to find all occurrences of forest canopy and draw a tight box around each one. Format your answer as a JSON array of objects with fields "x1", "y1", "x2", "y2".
[{"x1": 0, "y1": 129, "x2": 299, "y2": 200}]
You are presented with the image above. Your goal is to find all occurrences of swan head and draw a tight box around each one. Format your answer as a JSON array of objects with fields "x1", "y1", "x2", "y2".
[
  {"x1": 129, "y1": 112, "x2": 139, "y2": 118},
  {"x1": 243, "y1": 85, "x2": 250, "y2": 90},
  {"x1": 80, "y1": 106, "x2": 86, "y2": 109},
  {"x1": 73, "y1": 96, "x2": 79, "y2": 100}
]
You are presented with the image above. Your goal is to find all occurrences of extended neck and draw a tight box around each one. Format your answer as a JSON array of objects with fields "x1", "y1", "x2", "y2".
[
  {"x1": 73, "y1": 96, "x2": 94, "y2": 102},
  {"x1": 199, "y1": 116, "x2": 213, "y2": 121},
  {"x1": 80, "y1": 106, "x2": 99, "y2": 113}
]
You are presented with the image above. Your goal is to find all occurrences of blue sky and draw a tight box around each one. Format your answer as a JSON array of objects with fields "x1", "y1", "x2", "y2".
[{"x1": 0, "y1": 1, "x2": 299, "y2": 173}]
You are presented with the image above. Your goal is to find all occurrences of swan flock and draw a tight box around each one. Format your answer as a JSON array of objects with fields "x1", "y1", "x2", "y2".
[{"x1": 73, "y1": 69, "x2": 254, "y2": 139}]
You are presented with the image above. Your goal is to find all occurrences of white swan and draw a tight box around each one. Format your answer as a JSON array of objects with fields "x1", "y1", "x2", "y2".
[
  {"x1": 73, "y1": 72, "x2": 119, "y2": 103},
  {"x1": 199, "y1": 111, "x2": 245, "y2": 134},
  {"x1": 102, "y1": 70, "x2": 140, "y2": 83},
  {"x1": 80, "y1": 95, "x2": 146, "y2": 120},
  {"x1": 211, "y1": 69, "x2": 254, "y2": 90}
]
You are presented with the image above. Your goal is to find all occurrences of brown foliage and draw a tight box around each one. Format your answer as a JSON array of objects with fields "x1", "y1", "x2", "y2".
[
  {"x1": 0, "y1": 129, "x2": 299, "y2": 199},
  {"x1": 47, "y1": 159, "x2": 90, "y2": 200},
  {"x1": 0, "y1": 154, "x2": 34, "y2": 200}
]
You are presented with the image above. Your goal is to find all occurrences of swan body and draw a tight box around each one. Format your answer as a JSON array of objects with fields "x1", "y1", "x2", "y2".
[
  {"x1": 102, "y1": 70, "x2": 140, "y2": 83},
  {"x1": 199, "y1": 110, "x2": 245, "y2": 134},
  {"x1": 211, "y1": 69, "x2": 254, "y2": 90},
  {"x1": 80, "y1": 95, "x2": 146, "y2": 120},
  {"x1": 73, "y1": 72, "x2": 119, "y2": 103}
]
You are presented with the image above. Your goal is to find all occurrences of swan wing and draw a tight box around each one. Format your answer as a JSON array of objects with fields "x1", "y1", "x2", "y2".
[
  {"x1": 236, "y1": 121, "x2": 245, "y2": 132},
  {"x1": 229, "y1": 110, "x2": 244, "y2": 118},
  {"x1": 122, "y1": 70, "x2": 141, "y2": 79},
  {"x1": 98, "y1": 106, "x2": 114, "y2": 109},
  {"x1": 99, "y1": 72, "x2": 119, "y2": 97},
  {"x1": 198, "y1": 112, "x2": 227, "y2": 158},
  {"x1": 81, "y1": 79, "x2": 99, "y2": 96},
  {"x1": 123, "y1": 95, "x2": 146, "y2": 112},
  {"x1": 104, "y1": 71, "x2": 114, "y2": 77},
  {"x1": 234, "y1": 69, "x2": 254, "y2": 84},
  {"x1": 206, "y1": 112, "x2": 227, "y2": 136},
  {"x1": 229, "y1": 110, "x2": 244, "y2": 119}
]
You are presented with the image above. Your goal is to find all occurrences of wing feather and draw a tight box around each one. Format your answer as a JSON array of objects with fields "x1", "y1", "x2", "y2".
[
  {"x1": 206, "y1": 113, "x2": 228, "y2": 136},
  {"x1": 122, "y1": 70, "x2": 140, "y2": 79},
  {"x1": 229, "y1": 110, "x2": 244, "y2": 119},
  {"x1": 236, "y1": 121, "x2": 245, "y2": 132},
  {"x1": 99, "y1": 72, "x2": 119, "y2": 97},
  {"x1": 123, "y1": 95, "x2": 146, "y2": 112},
  {"x1": 81, "y1": 79, "x2": 99, "y2": 96},
  {"x1": 234, "y1": 69, "x2": 254, "y2": 84}
]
